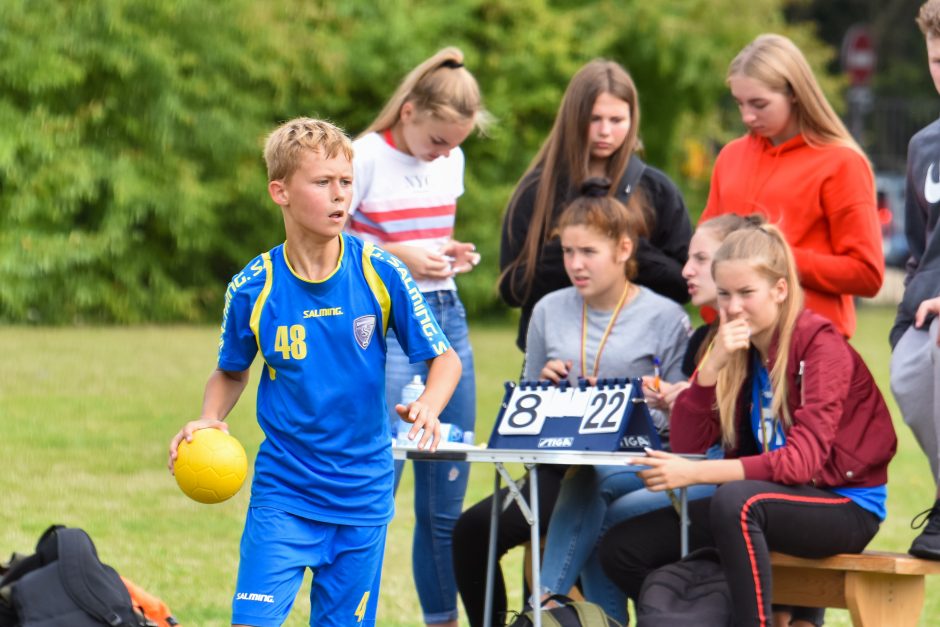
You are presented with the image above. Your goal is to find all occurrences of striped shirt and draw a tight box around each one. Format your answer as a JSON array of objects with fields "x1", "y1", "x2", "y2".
[{"x1": 348, "y1": 131, "x2": 465, "y2": 292}]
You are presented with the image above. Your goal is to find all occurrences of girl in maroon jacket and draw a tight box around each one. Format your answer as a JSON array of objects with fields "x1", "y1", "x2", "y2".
[{"x1": 598, "y1": 224, "x2": 897, "y2": 627}]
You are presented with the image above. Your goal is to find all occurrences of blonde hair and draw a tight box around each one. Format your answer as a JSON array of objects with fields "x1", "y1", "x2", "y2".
[
  {"x1": 263, "y1": 117, "x2": 352, "y2": 182},
  {"x1": 697, "y1": 213, "x2": 765, "y2": 242},
  {"x1": 692, "y1": 213, "x2": 766, "y2": 365},
  {"x1": 711, "y1": 224, "x2": 804, "y2": 449},
  {"x1": 555, "y1": 178, "x2": 644, "y2": 280},
  {"x1": 918, "y1": 0, "x2": 940, "y2": 38},
  {"x1": 728, "y1": 34, "x2": 867, "y2": 159},
  {"x1": 502, "y1": 59, "x2": 646, "y2": 303},
  {"x1": 360, "y1": 47, "x2": 490, "y2": 136}
]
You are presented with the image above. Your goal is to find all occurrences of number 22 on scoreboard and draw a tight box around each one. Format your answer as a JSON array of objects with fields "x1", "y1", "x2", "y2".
[{"x1": 578, "y1": 389, "x2": 626, "y2": 434}]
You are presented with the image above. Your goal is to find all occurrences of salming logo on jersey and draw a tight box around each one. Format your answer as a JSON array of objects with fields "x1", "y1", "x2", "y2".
[
  {"x1": 236, "y1": 592, "x2": 274, "y2": 603},
  {"x1": 303, "y1": 307, "x2": 344, "y2": 318},
  {"x1": 408, "y1": 285, "x2": 440, "y2": 341},
  {"x1": 369, "y1": 247, "x2": 447, "y2": 356},
  {"x1": 219, "y1": 258, "x2": 266, "y2": 353}
]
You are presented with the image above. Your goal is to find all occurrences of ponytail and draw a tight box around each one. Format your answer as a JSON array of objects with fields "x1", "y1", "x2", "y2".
[{"x1": 360, "y1": 47, "x2": 491, "y2": 137}]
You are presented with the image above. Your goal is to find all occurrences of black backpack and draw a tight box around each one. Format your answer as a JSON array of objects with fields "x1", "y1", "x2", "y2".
[
  {"x1": 635, "y1": 547, "x2": 733, "y2": 626},
  {"x1": 506, "y1": 594, "x2": 623, "y2": 627},
  {"x1": 0, "y1": 525, "x2": 148, "y2": 627}
]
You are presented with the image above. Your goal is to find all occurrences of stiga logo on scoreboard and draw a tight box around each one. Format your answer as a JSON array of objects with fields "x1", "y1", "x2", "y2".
[
  {"x1": 538, "y1": 437, "x2": 574, "y2": 448},
  {"x1": 621, "y1": 435, "x2": 653, "y2": 449}
]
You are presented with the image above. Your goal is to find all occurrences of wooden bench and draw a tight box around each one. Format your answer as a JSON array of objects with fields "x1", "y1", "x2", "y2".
[{"x1": 770, "y1": 550, "x2": 940, "y2": 626}]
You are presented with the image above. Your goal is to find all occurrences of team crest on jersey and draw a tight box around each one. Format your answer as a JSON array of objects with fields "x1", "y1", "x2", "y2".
[{"x1": 354, "y1": 315, "x2": 377, "y2": 349}]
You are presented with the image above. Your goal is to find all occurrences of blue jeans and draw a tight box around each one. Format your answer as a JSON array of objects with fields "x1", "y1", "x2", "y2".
[
  {"x1": 540, "y1": 445, "x2": 723, "y2": 623},
  {"x1": 386, "y1": 290, "x2": 476, "y2": 624}
]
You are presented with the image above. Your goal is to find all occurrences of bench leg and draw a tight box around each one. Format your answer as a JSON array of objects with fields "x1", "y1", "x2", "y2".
[{"x1": 844, "y1": 572, "x2": 925, "y2": 627}]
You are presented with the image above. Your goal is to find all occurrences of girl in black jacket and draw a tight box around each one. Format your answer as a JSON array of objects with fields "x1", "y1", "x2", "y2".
[{"x1": 499, "y1": 58, "x2": 692, "y2": 350}]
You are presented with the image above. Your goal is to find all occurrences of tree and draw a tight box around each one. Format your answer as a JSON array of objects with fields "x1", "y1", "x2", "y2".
[{"x1": 0, "y1": 0, "x2": 832, "y2": 322}]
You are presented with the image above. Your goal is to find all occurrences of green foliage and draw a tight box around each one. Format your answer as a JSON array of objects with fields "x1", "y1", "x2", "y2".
[
  {"x1": 0, "y1": 0, "x2": 836, "y2": 322},
  {"x1": 0, "y1": 0, "x2": 284, "y2": 322}
]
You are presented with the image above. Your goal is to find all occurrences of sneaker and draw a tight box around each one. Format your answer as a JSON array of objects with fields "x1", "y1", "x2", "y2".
[{"x1": 909, "y1": 502, "x2": 940, "y2": 560}]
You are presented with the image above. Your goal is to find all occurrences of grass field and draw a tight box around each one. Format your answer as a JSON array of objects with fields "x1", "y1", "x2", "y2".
[{"x1": 0, "y1": 305, "x2": 937, "y2": 626}]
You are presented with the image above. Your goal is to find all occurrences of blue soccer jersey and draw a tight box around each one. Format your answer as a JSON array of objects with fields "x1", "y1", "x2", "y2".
[{"x1": 217, "y1": 233, "x2": 450, "y2": 525}]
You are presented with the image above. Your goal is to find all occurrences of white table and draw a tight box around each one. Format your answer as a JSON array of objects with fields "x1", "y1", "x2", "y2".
[{"x1": 392, "y1": 446, "x2": 697, "y2": 627}]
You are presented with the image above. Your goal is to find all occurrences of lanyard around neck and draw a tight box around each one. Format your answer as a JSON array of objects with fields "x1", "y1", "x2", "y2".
[{"x1": 580, "y1": 283, "x2": 633, "y2": 379}]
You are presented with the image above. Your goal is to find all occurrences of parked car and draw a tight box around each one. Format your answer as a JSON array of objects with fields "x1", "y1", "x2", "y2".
[{"x1": 876, "y1": 172, "x2": 910, "y2": 269}]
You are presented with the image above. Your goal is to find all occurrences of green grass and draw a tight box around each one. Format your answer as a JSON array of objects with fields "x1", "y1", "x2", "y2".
[{"x1": 0, "y1": 307, "x2": 936, "y2": 626}]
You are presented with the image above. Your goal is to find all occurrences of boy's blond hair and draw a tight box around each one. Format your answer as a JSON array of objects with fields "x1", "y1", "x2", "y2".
[
  {"x1": 263, "y1": 118, "x2": 353, "y2": 182},
  {"x1": 918, "y1": 0, "x2": 940, "y2": 38}
]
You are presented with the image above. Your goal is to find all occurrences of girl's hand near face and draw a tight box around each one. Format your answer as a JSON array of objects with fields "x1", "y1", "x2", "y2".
[
  {"x1": 540, "y1": 359, "x2": 573, "y2": 384},
  {"x1": 716, "y1": 315, "x2": 751, "y2": 360},
  {"x1": 697, "y1": 309, "x2": 751, "y2": 385}
]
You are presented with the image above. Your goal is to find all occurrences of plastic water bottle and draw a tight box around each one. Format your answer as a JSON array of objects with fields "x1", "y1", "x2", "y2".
[
  {"x1": 397, "y1": 375, "x2": 425, "y2": 446},
  {"x1": 395, "y1": 376, "x2": 476, "y2": 447},
  {"x1": 401, "y1": 374, "x2": 425, "y2": 406}
]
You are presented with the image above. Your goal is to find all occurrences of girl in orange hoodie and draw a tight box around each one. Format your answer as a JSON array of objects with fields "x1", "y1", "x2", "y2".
[{"x1": 701, "y1": 34, "x2": 884, "y2": 338}]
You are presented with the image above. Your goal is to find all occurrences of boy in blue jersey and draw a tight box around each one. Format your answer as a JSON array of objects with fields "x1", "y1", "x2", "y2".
[{"x1": 167, "y1": 117, "x2": 462, "y2": 626}]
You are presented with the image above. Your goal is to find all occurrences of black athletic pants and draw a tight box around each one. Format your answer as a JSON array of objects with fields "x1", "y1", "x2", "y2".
[
  {"x1": 452, "y1": 464, "x2": 567, "y2": 627},
  {"x1": 599, "y1": 480, "x2": 880, "y2": 626}
]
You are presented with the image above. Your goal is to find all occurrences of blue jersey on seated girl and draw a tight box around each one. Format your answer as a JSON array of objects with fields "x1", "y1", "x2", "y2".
[
  {"x1": 598, "y1": 224, "x2": 897, "y2": 627},
  {"x1": 536, "y1": 214, "x2": 762, "y2": 622},
  {"x1": 524, "y1": 178, "x2": 690, "y2": 623}
]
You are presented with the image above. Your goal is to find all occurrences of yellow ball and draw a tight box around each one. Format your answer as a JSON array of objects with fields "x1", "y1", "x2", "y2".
[{"x1": 174, "y1": 429, "x2": 248, "y2": 504}]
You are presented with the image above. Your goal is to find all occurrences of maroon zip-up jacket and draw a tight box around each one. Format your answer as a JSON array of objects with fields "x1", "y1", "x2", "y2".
[{"x1": 671, "y1": 309, "x2": 896, "y2": 488}]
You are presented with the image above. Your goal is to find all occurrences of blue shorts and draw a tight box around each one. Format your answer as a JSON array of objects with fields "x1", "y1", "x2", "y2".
[{"x1": 232, "y1": 506, "x2": 386, "y2": 626}]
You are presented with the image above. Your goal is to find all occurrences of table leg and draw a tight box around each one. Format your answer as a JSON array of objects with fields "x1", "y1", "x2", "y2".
[
  {"x1": 528, "y1": 464, "x2": 541, "y2": 627},
  {"x1": 680, "y1": 486, "x2": 689, "y2": 557},
  {"x1": 483, "y1": 467, "x2": 501, "y2": 627}
]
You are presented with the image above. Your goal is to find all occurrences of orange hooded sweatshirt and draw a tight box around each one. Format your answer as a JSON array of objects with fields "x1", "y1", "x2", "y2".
[{"x1": 702, "y1": 133, "x2": 884, "y2": 337}]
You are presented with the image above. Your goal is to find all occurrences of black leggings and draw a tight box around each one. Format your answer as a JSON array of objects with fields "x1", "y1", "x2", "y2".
[
  {"x1": 452, "y1": 464, "x2": 567, "y2": 627},
  {"x1": 599, "y1": 480, "x2": 880, "y2": 626}
]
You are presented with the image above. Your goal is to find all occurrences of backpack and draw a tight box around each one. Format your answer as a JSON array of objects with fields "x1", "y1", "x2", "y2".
[
  {"x1": 506, "y1": 594, "x2": 623, "y2": 627},
  {"x1": 121, "y1": 578, "x2": 178, "y2": 627},
  {"x1": 635, "y1": 547, "x2": 733, "y2": 626},
  {"x1": 0, "y1": 525, "x2": 149, "y2": 627}
]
